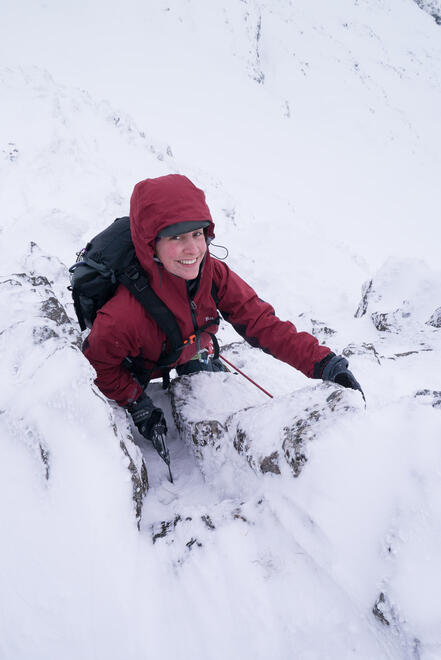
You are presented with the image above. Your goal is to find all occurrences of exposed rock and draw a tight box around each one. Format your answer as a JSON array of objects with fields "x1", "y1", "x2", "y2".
[
  {"x1": 372, "y1": 591, "x2": 422, "y2": 655},
  {"x1": 148, "y1": 503, "x2": 251, "y2": 569},
  {"x1": 371, "y1": 308, "x2": 410, "y2": 333},
  {"x1": 33, "y1": 326, "x2": 58, "y2": 343},
  {"x1": 355, "y1": 279, "x2": 373, "y2": 318},
  {"x1": 371, "y1": 311, "x2": 394, "y2": 332},
  {"x1": 40, "y1": 296, "x2": 71, "y2": 326},
  {"x1": 342, "y1": 342, "x2": 381, "y2": 364},
  {"x1": 354, "y1": 261, "x2": 441, "y2": 341},
  {"x1": 260, "y1": 451, "x2": 281, "y2": 475},
  {"x1": 2, "y1": 413, "x2": 51, "y2": 483},
  {"x1": 413, "y1": 0, "x2": 441, "y2": 25},
  {"x1": 232, "y1": 507, "x2": 249, "y2": 523},
  {"x1": 171, "y1": 374, "x2": 358, "y2": 481},
  {"x1": 110, "y1": 404, "x2": 150, "y2": 527},
  {"x1": 231, "y1": 421, "x2": 281, "y2": 474},
  {"x1": 150, "y1": 513, "x2": 206, "y2": 563},
  {"x1": 39, "y1": 444, "x2": 50, "y2": 480},
  {"x1": 192, "y1": 420, "x2": 226, "y2": 452},
  {"x1": 355, "y1": 275, "x2": 407, "y2": 331},
  {"x1": 373, "y1": 592, "x2": 391, "y2": 626},
  {"x1": 201, "y1": 514, "x2": 215, "y2": 530},
  {"x1": 282, "y1": 421, "x2": 309, "y2": 477},
  {"x1": 151, "y1": 514, "x2": 183, "y2": 544},
  {"x1": 415, "y1": 390, "x2": 441, "y2": 409},
  {"x1": 119, "y1": 437, "x2": 149, "y2": 527},
  {"x1": 282, "y1": 389, "x2": 354, "y2": 477},
  {"x1": 2, "y1": 142, "x2": 19, "y2": 162},
  {"x1": 426, "y1": 307, "x2": 441, "y2": 328},
  {"x1": 0, "y1": 272, "x2": 81, "y2": 348},
  {"x1": 311, "y1": 319, "x2": 337, "y2": 343}
]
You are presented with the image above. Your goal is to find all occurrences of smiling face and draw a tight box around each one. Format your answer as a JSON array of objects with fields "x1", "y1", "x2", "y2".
[{"x1": 155, "y1": 229, "x2": 207, "y2": 280}]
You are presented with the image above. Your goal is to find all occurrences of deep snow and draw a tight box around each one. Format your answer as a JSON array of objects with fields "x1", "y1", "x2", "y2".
[{"x1": 1, "y1": 1, "x2": 441, "y2": 658}]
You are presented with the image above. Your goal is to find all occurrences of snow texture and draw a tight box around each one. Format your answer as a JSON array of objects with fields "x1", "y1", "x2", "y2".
[{"x1": 1, "y1": 1, "x2": 441, "y2": 658}]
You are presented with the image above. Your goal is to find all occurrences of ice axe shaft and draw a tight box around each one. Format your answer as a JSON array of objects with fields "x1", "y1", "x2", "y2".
[{"x1": 151, "y1": 429, "x2": 174, "y2": 483}]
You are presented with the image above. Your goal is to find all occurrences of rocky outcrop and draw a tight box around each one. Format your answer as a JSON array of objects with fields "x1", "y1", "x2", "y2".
[
  {"x1": 0, "y1": 271, "x2": 81, "y2": 348},
  {"x1": 372, "y1": 591, "x2": 422, "y2": 656},
  {"x1": 0, "y1": 262, "x2": 148, "y2": 526},
  {"x1": 426, "y1": 307, "x2": 441, "y2": 328},
  {"x1": 354, "y1": 260, "x2": 441, "y2": 345},
  {"x1": 342, "y1": 342, "x2": 382, "y2": 364},
  {"x1": 415, "y1": 389, "x2": 441, "y2": 409},
  {"x1": 170, "y1": 374, "x2": 359, "y2": 481},
  {"x1": 355, "y1": 279, "x2": 374, "y2": 318},
  {"x1": 413, "y1": 0, "x2": 441, "y2": 25},
  {"x1": 310, "y1": 319, "x2": 337, "y2": 343}
]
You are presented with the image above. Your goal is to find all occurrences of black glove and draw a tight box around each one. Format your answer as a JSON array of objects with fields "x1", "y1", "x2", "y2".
[
  {"x1": 128, "y1": 393, "x2": 173, "y2": 482},
  {"x1": 128, "y1": 393, "x2": 167, "y2": 442},
  {"x1": 319, "y1": 354, "x2": 365, "y2": 400}
]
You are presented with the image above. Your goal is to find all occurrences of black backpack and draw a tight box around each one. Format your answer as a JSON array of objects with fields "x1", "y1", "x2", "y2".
[{"x1": 68, "y1": 216, "x2": 219, "y2": 375}]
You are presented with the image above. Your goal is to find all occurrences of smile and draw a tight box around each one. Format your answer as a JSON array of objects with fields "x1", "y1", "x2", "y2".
[{"x1": 178, "y1": 259, "x2": 198, "y2": 265}]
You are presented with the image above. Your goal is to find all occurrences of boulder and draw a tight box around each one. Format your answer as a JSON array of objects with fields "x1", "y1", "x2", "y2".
[{"x1": 170, "y1": 373, "x2": 359, "y2": 480}]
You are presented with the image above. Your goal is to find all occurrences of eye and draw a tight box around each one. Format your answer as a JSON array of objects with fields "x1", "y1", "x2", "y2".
[
  {"x1": 169, "y1": 235, "x2": 181, "y2": 240},
  {"x1": 193, "y1": 230, "x2": 203, "y2": 237}
]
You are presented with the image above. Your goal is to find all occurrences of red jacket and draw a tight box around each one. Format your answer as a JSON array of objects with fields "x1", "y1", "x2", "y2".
[{"x1": 84, "y1": 175, "x2": 331, "y2": 405}]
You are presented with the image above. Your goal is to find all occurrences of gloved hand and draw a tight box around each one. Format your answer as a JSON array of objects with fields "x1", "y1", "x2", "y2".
[
  {"x1": 319, "y1": 354, "x2": 365, "y2": 400},
  {"x1": 128, "y1": 393, "x2": 173, "y2": 481},
  {"x1": 128, "y1": 393, "x2": 167, "y2": 442}
]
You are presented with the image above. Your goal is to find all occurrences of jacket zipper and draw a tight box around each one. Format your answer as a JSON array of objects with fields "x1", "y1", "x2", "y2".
[
  {"x1": 189, "y1": 299, "x2": 198, "y2": 332},
  {"x1": 188, "y1": 297, "x2": 201, "y2": 353}
]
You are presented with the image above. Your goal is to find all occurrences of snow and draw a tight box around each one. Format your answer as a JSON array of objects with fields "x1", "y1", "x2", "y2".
[{"x1": 1, "y1": 1, "x2": 441, "y2": 658}]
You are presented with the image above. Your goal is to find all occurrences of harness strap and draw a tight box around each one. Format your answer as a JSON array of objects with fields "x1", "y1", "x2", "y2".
[{"x1": 176, "y1": 317, "x2": 220, "y2": 354}]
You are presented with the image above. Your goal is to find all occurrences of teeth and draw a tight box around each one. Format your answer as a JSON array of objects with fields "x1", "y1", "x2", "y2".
[{"x1": 179, "y1": 259, "x2": 197, "y2": 265}]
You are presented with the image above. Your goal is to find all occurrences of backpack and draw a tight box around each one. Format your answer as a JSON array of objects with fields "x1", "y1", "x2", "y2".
[{"x1": 68, "y1": 216, "x2": 219, "y2": 377}]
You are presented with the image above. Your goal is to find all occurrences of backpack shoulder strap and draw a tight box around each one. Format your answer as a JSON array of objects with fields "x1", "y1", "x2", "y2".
[
  {"x1": 118, "y1": 265, "x2": 184, "y2": 367},
  {"x1": 118, "y1": 264, "x2": 221, "y2": 370}
]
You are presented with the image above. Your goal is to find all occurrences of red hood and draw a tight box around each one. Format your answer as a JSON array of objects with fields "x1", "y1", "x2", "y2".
[{"x1": 130, "y1": 174, "x2": 215, "y2": 274}]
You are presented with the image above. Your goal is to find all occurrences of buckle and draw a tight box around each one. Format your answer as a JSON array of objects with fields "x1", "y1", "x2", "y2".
[{"x1": 125, "y1": 265, "x2": 139, "y2": 280}]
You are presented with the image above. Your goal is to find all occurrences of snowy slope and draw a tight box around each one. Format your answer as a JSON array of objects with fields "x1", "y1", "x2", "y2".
[{"x1": 1, "y1": 1, "x2": 441, "y2": 658}]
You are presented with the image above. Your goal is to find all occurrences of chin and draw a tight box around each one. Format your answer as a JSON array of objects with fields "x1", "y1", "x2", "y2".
[{"x1": 182, "y1": 270, "x2": 199, "y2": 280}]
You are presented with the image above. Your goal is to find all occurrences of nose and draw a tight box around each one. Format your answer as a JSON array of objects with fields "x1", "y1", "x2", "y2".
[{"x1": 182, "y1": 235, "x2": 200, "y2": 252}]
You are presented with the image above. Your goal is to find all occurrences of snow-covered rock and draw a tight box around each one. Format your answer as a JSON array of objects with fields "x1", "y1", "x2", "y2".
[
  {"x1": 414, "y1": 0, "x2": 441, "y2": 24},
  {"x1": 171, "y1": 372, "x2": 362, "y2": 482},
  {"x1": 355, "y1": 259, "x2": 441, "y2": 350},
  {"x1": 0, "y1": 255, "x2": 148, "y2": 527}
]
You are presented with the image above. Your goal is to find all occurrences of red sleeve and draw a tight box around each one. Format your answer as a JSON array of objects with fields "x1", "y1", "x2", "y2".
[
  {"x1": 213, "y1": 260, "x2": 331, "y2": 378},
  {"x1": 83, "y1": 297, "x2": 144, "y2": 407}
]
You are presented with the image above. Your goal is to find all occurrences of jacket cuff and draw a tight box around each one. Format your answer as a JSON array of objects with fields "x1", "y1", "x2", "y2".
[
  {"x1": 321, "y1": 355, "x2": 349, "y2": 381},
  {"x1": 313, "y1": 352, "x2": 336, "y2": 379}
]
